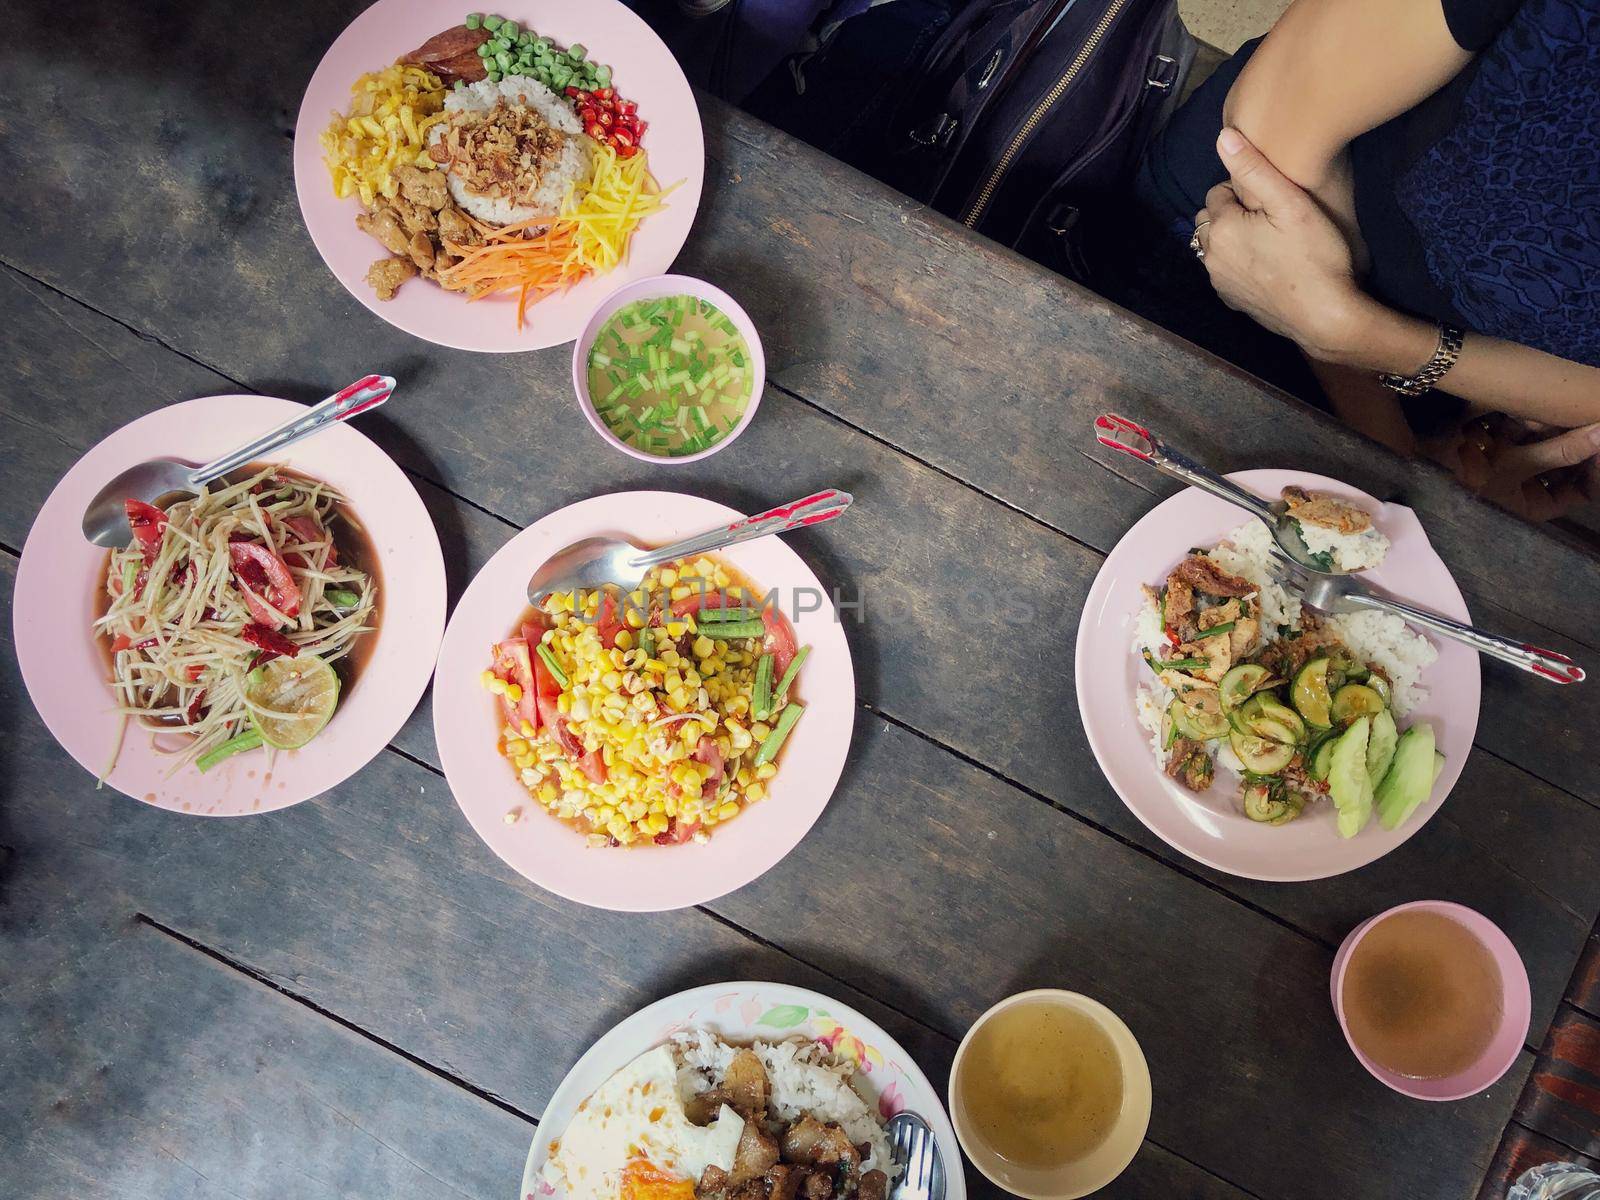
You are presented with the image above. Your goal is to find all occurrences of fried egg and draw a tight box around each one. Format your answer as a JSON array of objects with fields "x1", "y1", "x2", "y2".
[{"x1": 544, "y1": 1045, "x2": 745, "y2": 1200}]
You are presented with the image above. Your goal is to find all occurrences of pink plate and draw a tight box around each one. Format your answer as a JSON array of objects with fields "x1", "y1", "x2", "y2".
[
  {"x1": 13, "y1": 395, "x2": 446, "y2": 816},
  {"x1": 293, "y1": 0, "x2": 705, "y2": 353},
  {"x1": 433, "y1": 492, "x2": 855, "y2": 910},
  {"x1": 1075, "y1": 469, "x2": 1480, "y2": 881},
  {"x1": 521, "y1": 981, "x2": 965, "y2": 1200}
]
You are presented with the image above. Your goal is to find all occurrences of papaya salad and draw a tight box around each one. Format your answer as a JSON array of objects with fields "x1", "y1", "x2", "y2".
[
  {"x1": 320, "y1": 12, "x2": 672, "y2": 327},
  {"x1": 94, "y1": 468, "x2": 378, "y2": 776},
  {"x1": 482, "y1": 557, "x2": 809, "y2": 846},
  {"x1": 1133, "y1": 497, "x2": 1442, "y2": 837}
]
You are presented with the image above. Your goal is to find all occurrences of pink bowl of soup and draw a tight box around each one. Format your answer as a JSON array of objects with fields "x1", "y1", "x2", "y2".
[
  {"x1": 572, "y1": 274, "x2": 764, "y2": 464},
  {"x1": 1331, "y1": 900, "x2": 1530, "y2": 1101}
]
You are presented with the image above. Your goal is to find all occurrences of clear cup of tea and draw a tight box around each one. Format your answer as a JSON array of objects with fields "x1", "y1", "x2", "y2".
[
  {"x1": 1331, "y1": 900, "x2": 1531, "y2": 1101},
  {"x1": 948, "y1": 989, "x2": 1152, "y2": 1199}
]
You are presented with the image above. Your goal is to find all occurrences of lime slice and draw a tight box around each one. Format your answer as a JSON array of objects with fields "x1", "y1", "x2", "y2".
[{"x1": 245, "y1": 654, "x2": 340, "y2": 749}]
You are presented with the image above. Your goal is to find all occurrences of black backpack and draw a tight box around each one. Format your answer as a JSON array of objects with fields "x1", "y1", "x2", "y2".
[{"x1": 682, "y1": 0, "x2": 1197, "y2": 281}]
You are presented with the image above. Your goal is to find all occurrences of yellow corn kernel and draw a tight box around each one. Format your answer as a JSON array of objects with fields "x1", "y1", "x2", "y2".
[
  {"x1": 751, "y1": 721, "x2": 772, "y2": 741},
  {"x1": 480, "y1": 669, "x2": 497, "y2": 690},
  {"x1": 669, "y1": 587, "x2": 690, "y2": 603},
  {"x1": 646, "y1": 812, "x2": 670, "y2": 834},
  {"x1": 713, "y1": 567, "x2": 731, "y2": 588},
  {"x1": 692, "y1": 635, "x2": 714, "y2": 659},
  {"x1": 538, "y1": 782, "x2": 558, "y2": 804},
  {"x1": 557, "y1": 694, "x2": 572, "y2": 715},
  {"x1": 504, "y1": 683, "x2": 523, "y2": 702},
  {"x1": 505, "y1": 738, "x2": 529, "y2": 756},
  {"x1": 601, "y1": 670, "x2": 623, "y2": 691},
  {"x1": 737, "y1": 766, "x2": 755, "y2": 786},
  {"x1": 659, "y1": 568, "x2": 678, "y2": 587},
  {"x1": 728, "y1": 695, "x2": 750, "y2": 716},
  {"x1": 717, "y1": 801, "x2": 740, "y2": 821},
  {"x1": 487, "y1": 677, "x2": 508, "y2": 696},
  {"x1": 665, "y1": 619, "x2": 688, "y2": 637},
  {"x1": 745, "y1": 783, "x2": 766, "y2": 803},
  {"x1": 625, "y1": 607, "x2": 646, "y2": 629},
  {"x1": 520, "y1": 720, "x2": 536, "y2": 737},
  {"x1": 756, "y1": 762, "x2": 778, "y2": 780}
]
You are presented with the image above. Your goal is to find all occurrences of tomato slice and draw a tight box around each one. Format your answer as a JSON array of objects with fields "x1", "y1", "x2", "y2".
[
  {"x1": 281, "y1": 515, "x2": 337, "y2": 568},
  {"x1": 669, "y1": 589, "x2": 740, "y2": 617},
  {"x1": 228, "y1": 542, "x2": 302, "y2": 627},
  {"x1": 762, "y1": 609, "x2": 797, "y2": 677},
  {"x1": 578, "y1": 748, "x2": 608, "y2": 784},
  {"x1": 532, "y1": 650, "x2": 584, "y2": 757},
  {"x1": 594, "y1": 592, "x2": 624, "y2": 649},
  {"x1": 124, "y1": 499, "x2": 168, "y2": 561},
  {"x1": 491, "y1": 637, "x2": 539, "y2": 732},
  {"x1": 654, "y1": 818, "x2": 701, "y2": 845},
  {"x1": 693, "y1": 735, "x2": 725, "y2": 795}
]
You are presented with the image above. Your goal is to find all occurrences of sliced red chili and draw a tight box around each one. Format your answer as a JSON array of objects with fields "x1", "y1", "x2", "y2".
[
  {"x1": 184, "y1": 689, "x2": 206, "y2": 725},
  {"x1": 240, "y1": 622, "x2": 299, "y2": 661},
  {"x1": 124, "y1": 499, "x2": 168, "y2": 561}
]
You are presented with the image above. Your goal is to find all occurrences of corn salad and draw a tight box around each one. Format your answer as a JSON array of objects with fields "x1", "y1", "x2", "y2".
[{"x1": 484, "y1": 557, "x2": 803, "y2": 847}]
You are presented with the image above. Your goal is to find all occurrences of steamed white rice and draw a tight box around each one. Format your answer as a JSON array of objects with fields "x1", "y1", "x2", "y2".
[
  {"x1": 672, "y1": 1031, "x2": 894, "y2": 1179},
  {"x1": 1295, "y1": 519, "x2": 1389, "y2": 572},
  {"x1": 433, "y1": 77, "x2": 590, "y2": 225},
  {"x1": 1132, "y1": 518, "x2": 1436, "y2": 764}
]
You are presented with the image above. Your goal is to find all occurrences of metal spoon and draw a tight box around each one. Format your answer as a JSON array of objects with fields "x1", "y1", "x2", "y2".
[
  {"x1": 81, "y1": 375, "x2": 395, "y2": 548},
  {"x1": 1094, "y1": 412, "x2": 1585, "y2": 683},
  {"x1": 1094, "y1": 412, "x2": 1331, "y2": 571},
  {"x1": 526, "y1": 489, "x2": 852, "y2": 604}
]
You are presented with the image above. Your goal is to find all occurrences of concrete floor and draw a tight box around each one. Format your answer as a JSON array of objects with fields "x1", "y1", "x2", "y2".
[{"x1": 1178, "y1": 0, "x2": 1289, "y2": 53}]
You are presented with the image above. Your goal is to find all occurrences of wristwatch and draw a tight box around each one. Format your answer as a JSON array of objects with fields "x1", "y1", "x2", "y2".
[{"x1": 1379, "y1": 323, "x2": 1465, "y2": 396}]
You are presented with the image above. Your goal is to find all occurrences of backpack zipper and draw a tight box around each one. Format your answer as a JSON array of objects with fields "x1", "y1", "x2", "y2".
[{"x1": 961, "y1": 0, "x2": 1131, "y2": 227}]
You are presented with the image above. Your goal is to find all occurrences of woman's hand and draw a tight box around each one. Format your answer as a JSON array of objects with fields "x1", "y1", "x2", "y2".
[
  {"x1": 1192, "y1": 128, "x2": 1385, "y2": 364},
  {"x1": 1437, "y1": 416, "x2": 1600, "y2": 521}
]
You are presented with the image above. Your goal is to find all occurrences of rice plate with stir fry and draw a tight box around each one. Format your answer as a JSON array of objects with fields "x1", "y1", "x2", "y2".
[
  {"x1": 1132, "y1": 502, "x2": 1442, "y2": 837},
  {"x1": 95, "y1": 466, "x2": 377, "y2": 776},
  {"x1": 484, "y1": 556, "x2": 808, "y2": 846}
]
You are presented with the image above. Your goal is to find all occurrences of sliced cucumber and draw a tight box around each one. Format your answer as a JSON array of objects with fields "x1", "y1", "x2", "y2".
[
  {"x1": 1365, "y1": 707, "x2": 1399, "y2": 789},
  {"x1": 1309, "y1": 735, "x2": 1336, "y2": 782},
  {"x1": 1331, "y1": 683, "x2": 1385, "y2": 725},
  {"x1": 1376, "y1": 723, "x2": 1438, "y2": 831},
  {"x1": 1432, "y1": 750, "x2": 1445, "y2": 784},
  {"x1": 1250, "y1": 717, "x2": 1300, "y2": 747},
  {"x1": 1242, "y1": 781, "x2": 1296, "y2": 823},
  {"x1": 1229, "y1": 728, "x2": 1295, "y2": 774},
  {"x1": 1169, "y1": 696, "x2": 1229, "y2": 741},
  {"x1": 1291, "y1": 657, "x2": 1333, "y2": 727},
  {"x1": 1328, "y1": 716, "x2": 1374, "y2": 839},
  {"x1": 1219, "y1": 664, "x2": 1276, "y2": 711},
  {"x1": 1254, "y1": 696, "x2": 1307, "y2": 743},
  {"x1": 1367, "y1": 673, "x2": 1392, "y2": 706}
]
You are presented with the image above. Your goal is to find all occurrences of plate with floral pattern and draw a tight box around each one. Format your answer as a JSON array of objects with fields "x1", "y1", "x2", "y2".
[{"x1": 520, "y1": 981, "x2": 965, "y2": 1200}]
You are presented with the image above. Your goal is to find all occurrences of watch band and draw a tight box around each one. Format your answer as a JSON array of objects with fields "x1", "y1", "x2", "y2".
[{"x1": 1379, "y1": 324, "x2": 1465, "y2": 396}]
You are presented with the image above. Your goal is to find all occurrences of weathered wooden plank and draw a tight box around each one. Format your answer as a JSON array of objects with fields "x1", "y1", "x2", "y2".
[
  {"x1": 1517, "y1": 1006, "x2": 1600, "y2": 1160},
  {"x1": 0, "y1": 912, "x2": 531, "y2": 1198},
  {"x1": 0, "y1": 548, "x2": 1526, "y2": 1200},
  {"x1": 4, "y1": 269, "x2": 1596, "y2": 1054},
  {"x1": 1476, "y1": 1123, "x2": 1600, "y2": 1200}
]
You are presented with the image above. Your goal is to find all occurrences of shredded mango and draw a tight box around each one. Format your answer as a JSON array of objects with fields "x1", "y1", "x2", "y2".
[
  {"x1": 320, "y1": 65, "x2": 447, "y2": 207},
  {"x1": 559, "y1": 144, "x2": 674, "y2": 276}
]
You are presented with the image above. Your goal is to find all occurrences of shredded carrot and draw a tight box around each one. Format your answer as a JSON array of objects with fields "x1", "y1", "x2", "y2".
[{"x1": 432, "y1": 146, "x2": 678, "y2": 331}]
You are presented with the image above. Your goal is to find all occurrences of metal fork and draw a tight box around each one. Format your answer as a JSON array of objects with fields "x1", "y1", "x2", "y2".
[
  {"x1": 887, "y1": 1111, "x2": 945, "y2": 1200},
  {"x1": 1265, "y1": 551, "x2": 1585, "y2": 684}
]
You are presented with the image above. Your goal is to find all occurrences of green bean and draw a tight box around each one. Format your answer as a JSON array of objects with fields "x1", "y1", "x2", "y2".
[
  {"x1": 486, "y1": 68, "x2": 502, "y2": 82},
  {"x1": 482, "y1": 13, "x2": 502, "y2": 30},
  {"x1": 569, "y1": 43, "x2": 587, "y2": 60},
  {"x1": 477, "y1": 41, "x2": 492, "y2": 56},
  {"x1": 464, "y1": 12, "x2": 482, "y2": 29}
]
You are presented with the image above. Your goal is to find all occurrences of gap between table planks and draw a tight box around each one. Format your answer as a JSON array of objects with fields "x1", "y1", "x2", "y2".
[
  {"x1": 0, "y1": 296, "x2": 1592, "y2": 1199},
  {"x1": 4, "y1": 261, "x2": 1597, "y2": 1029}
]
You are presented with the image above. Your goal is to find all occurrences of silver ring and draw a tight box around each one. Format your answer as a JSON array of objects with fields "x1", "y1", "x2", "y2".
[{"x1": 1189, "y1": 219, "x2": 1212, "y2": 261}]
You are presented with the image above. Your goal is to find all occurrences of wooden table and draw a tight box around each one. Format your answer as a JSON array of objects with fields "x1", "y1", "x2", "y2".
[{"x1": 3, "y1": 3, "x2": 1598, "y2": 1197}]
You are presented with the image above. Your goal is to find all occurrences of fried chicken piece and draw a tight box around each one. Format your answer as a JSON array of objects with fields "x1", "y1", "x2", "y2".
[
  {"x1": 388, "y1": 192, "x2": 438, "y2": 235},
  {"x1": 1161, "y1": 574, "x2": 1197, "y2": 642},
  {"x1": 1169, "y1": 555, "x2": 1256, "y2": 599},
  {"x1": 364, "y1": 256, "x2": 416, "y2": 300},
  {"x1": 698, "y1": 1166, "x2": 731, "y2": 1200},
  {"x1": 437, "y1": 204, "x2": 481, "y2": 249},
  {"x1": 395, "y1": 163, "x2": 451, "y2": 211},
  {"x1": 800, "y1": 1173, "x2": 833, "y2": 1200},
  {"x1": 1281, "y1": 485, "x2": 1372, "y2": 534},
  {"x1": 407, "y1": 229, "x2": 435, "y2": 271},
  {"x1": 356, "y1": 205, "x2": 411, "y2": 256}
]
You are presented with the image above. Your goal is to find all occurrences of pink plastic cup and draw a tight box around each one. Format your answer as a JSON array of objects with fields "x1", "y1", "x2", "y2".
[
  {"x1": 571, "y1": 273, "x2": 765, "y2": 465},
  {"x1": 1331, "y1": 900, "x2": 1531, "y2": 1101}
]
